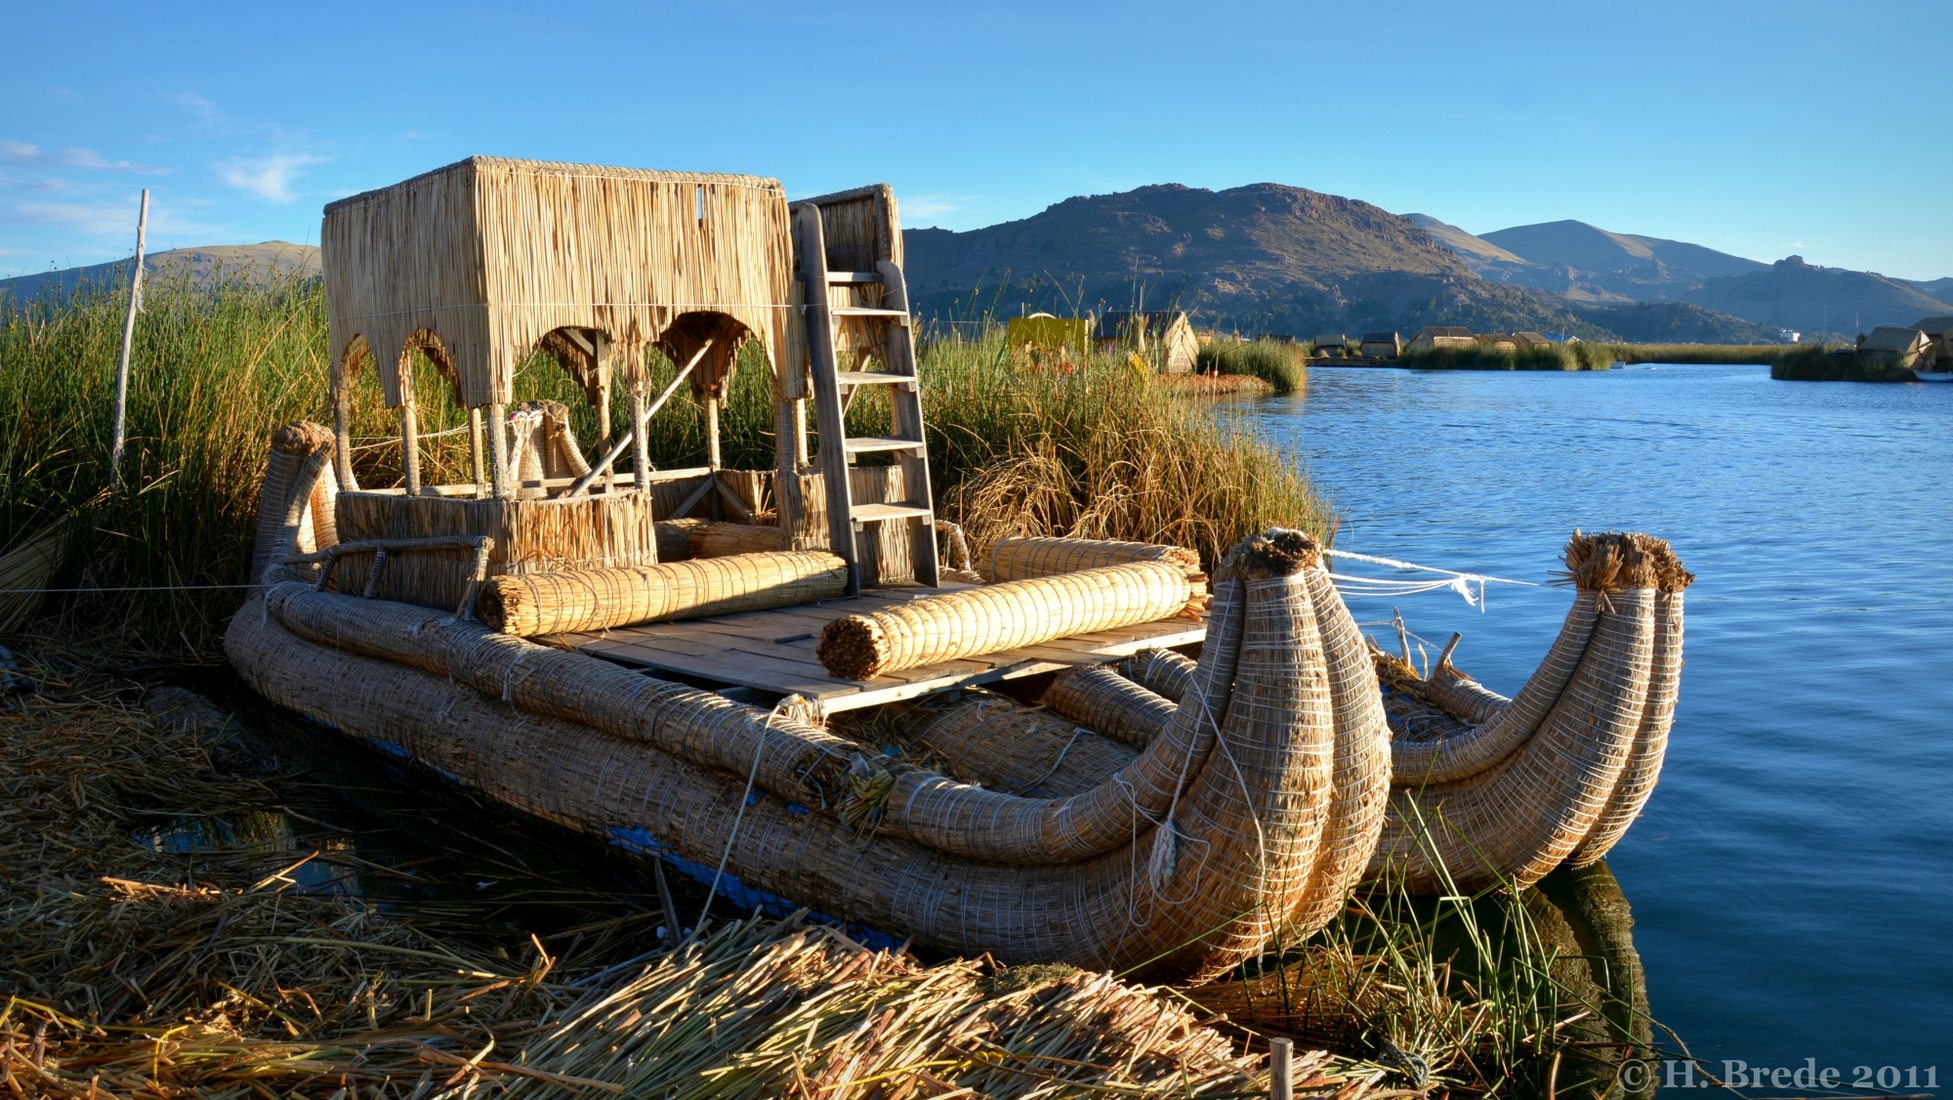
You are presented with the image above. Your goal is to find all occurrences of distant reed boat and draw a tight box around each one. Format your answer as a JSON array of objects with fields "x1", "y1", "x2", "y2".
[{"x1": 227, "y1": 157, "x2": 1686, "y2": 977}]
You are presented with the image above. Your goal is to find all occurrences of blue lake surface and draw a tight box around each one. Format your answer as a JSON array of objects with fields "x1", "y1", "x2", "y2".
[{"x1": 1250, "y1": 364, "x2": 1953, "y2": 1076}]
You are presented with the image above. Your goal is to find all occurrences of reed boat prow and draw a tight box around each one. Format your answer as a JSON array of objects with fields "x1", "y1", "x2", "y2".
[
  {"x1": 1076, "y1": 531, "x2": 1691, "y2": 895},
  {"x1": 1366, "y1": 531, "x2": 1692, "y2": 892}
]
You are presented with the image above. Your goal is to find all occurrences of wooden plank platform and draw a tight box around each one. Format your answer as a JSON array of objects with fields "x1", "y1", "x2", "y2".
[{"x1": 552, "y1": 584, "x2": 1205, "y2": 713}]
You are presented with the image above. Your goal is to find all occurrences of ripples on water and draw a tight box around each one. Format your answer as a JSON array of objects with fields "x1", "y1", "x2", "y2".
[{"x1": 1252, "y1": 363, "x2": 1952, "y2": 1071}]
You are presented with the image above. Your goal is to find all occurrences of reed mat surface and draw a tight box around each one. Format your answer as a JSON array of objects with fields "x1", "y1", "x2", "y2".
[
  {"x1": 478, "y1": 550, "x2": 846, "y2": 636},
  {"x1": 0, "y1": 628, "x2": 1394, "y2": 1098}
]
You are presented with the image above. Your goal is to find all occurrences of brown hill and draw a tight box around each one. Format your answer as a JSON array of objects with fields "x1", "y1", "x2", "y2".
[
  {"x1": 1480, "y1": 220, "x2": 1764, "y2": 300},
  {"x1": 903, "y1": 183, "x2": 1599, "y2": 338},
  {"x1": 0, "y1": 242, "x2": 320, "y2": 304},
  {"x1": 1681, "y1": 255, "x2": 1953, "y2": 338}
]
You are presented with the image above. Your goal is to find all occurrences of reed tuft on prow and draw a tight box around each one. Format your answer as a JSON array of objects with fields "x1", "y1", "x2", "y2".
[
  {"x1": 1222, "y1": 527, "x2": 1321, "y2": 581},
  {"x1": 1558, "y1": 531, "x2": 1694, "y2": 592}
]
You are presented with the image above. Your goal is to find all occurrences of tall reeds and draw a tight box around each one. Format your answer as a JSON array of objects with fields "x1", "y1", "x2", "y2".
[
  {"x1": 1196, "y1": 338, "x2": 1308, "y2": 392},
  {"x1": 2, "y1": 284, "x2": 1329, "y2": 650}
]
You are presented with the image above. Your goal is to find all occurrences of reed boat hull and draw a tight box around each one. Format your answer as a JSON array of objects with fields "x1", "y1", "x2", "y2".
[{"x1": 227, "y1": 522, "x2": 1395, "y2": 981}]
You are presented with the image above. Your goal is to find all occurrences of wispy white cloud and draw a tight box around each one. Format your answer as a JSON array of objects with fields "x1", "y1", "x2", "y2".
[
  {"x1": 1, "y1": 140, "x2": 168, "y2": 174},
  {"x1": 902, "y1": 193, "x2": 977, "y2": 221},
  {"x1": 6, "y1": 196, "x2": 231, "y2": 245},
  {"x1": 166, "y1": 91, "x2": 227, "y2": 130},
  {"x1": 12, "y1": 199, "x2": 151, "y2": 236},
  {"x1": 220, "y1": 152, "x2": 329, "y2": 203}
]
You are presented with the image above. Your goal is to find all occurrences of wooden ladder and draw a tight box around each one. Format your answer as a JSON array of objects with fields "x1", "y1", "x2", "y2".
[{"x1": 791, "y1": 202, "x2": 938, "y2": 596}]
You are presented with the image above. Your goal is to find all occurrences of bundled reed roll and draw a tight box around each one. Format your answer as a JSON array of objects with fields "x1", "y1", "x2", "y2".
[
  {"x1": 479, "y1": 551, "x2": 847, "y2": 637},
  {"x1": 985, "y1": 536, "x2": 1201, "y2": 584},
  {"x1": 818, "y1": 561, "x2": 1205, "y2": 680},
  {"x1": 688, "y1": 521, "x2": 788, "y2": 558}
]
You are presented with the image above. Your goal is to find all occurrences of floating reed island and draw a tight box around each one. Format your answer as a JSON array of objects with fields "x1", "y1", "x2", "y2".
[{"x1": 226, "y1": 156, "x2": 1690, "y2": 978}]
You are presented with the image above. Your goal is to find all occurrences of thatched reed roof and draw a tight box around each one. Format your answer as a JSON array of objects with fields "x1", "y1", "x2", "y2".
[{"x1": 324, "y1": 156, "x2": 797, "y2": 409}]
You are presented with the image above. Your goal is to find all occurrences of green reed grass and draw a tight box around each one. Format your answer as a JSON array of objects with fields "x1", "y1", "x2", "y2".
[
  {"x1": 1399, "y1": 342, "x2": 1616, "y2": 371},
  {"x1": 1196, "y1": 338, "x2": 1307, "y2": 392},
  {"x1": 2, "y1": 284, "x2": 1330, "y2": 651}
]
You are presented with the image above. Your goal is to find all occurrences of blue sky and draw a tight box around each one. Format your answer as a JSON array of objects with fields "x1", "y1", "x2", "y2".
[{"x1": 3, "y1": 0, "x2": 1947, "y2": 280}]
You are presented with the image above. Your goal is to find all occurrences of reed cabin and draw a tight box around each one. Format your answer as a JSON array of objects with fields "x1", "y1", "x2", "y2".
[{"x1": 314, "y1": 157, "x2": 1201, "y2": 714}]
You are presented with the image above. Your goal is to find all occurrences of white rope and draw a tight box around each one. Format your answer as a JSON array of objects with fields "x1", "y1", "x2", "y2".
[
  {"x1": 1326, "y1": 547, "x2": 1536, "y2": 586},
  {"x1": 688, "y1": 695, "x2": 789, "y2": 945},
  {"x1": 1325, "y1": 547, "x2": 1539, "y2": 612}
]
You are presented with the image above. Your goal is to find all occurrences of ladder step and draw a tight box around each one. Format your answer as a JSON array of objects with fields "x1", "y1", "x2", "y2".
[
  {"x1": 836, "y1": 370, "x2": 916, "y2": 388},
  {"x1": 825, "y1": 271, "x2": 884, "y2": 285},
  {"x1": 831, "y1": 306, "x2": 910, "y2": 321},
  {"x1": 844, "y1": 435, "x2": 925, "y2": 454},
  {"x1": 852, "y1": 501, "x2": 934, "y2": 523}
]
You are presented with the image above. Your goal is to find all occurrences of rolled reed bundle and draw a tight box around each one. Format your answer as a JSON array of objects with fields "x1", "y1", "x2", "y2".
[
  {"x1": 1120, "y1": 647, "x2": 1199, "y2": 703},
  {"x1": 985, "y1": 536, "x2": 1202, "y2": 584},
  {"x1": 480, "y1": 551, "x2": 847, "y2": 637},
  {"x1": 689, "y1": 521, "x2": 788, "y2": 558},
  {"x1": 908, "y1": 694, "x2": 1136, "y2": 796},
  {"x1": 654, "y1": 518, "x2": 706, "y2": 561},
  {"x1": 818, "y1": 561, "x2": 1205, "y2": 681},
  {"x1": 1041, "y1": 667, "x2": 1175, "y2": 749}
]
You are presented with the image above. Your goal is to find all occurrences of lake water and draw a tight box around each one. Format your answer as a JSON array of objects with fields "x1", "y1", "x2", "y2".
[{"x1": 1253, "y1": 364, "x2": 1953, "y2": 1082}]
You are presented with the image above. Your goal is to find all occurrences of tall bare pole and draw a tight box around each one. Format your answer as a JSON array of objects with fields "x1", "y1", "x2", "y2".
[{"x1": 109, "y1": 188, "x2": 149, "y2": 491}]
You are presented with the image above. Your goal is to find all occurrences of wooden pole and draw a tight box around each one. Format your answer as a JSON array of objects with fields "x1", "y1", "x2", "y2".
[
  {"x1": 1270, "y1": 1037, "x2": 1293, "y2": 1100},
  {"x1": 468, "y1": 407, "x2": 486, "y2": 499},
  {"x1": 486, "y1": 403, "x2": 511, "y2": 498},
  {"x1": 109, "y1": 188, "x2": 149, "y2": 491}
]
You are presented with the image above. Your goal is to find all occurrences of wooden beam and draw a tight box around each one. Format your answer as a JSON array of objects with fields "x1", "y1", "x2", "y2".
[{"x1": 565, "y1": 338, "x2": 715, "y2": 497}]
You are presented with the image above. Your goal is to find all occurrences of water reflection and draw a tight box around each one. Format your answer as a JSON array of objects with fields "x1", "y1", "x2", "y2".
[{"x1": 1191, "y1": 862, "x2": 1655, "y2": 1098}]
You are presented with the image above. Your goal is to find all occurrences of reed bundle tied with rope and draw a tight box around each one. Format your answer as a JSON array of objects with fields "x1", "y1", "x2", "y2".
[
  {"x1": 478, "y1": 550, "x2": 847, "y2": 637},
  {"x1": 817, "y1": 560, "x2": 1207, "y2": 681}
]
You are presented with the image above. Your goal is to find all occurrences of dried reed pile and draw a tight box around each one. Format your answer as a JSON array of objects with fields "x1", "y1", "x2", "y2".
[
  {"x1": 817, "y1": 560, "x2": 1205, "y2": 680},
  {"x1": 479, "y1": 550, "x2": 847, "y2": 636},
  {"x1": 3, "y1": 631, "x2": 1383, "y2": 1098}
]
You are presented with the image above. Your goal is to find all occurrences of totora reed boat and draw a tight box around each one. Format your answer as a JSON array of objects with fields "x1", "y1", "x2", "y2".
[{"x1": 227, "y1": 157, "x2": 1688, "y2": 978}]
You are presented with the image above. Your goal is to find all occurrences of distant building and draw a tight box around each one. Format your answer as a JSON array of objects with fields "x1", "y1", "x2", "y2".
[
  {"x1": 1007, "y1": 312, "x2": 1092, "y2": 355},
  {"x1": 1913, "y1": 317, "x2": 1953, "y2": 363},
  {"x1": 1359, "y1": 331, "x2": 1401, "y2": 358},
  {"x1": 1095, "y1": 309, "x2": 1200, "y2": 374},
  {"x1": 1405, "y1": 325, "x2": 1475, "y2": 353},
  {"x1": 1778, "y1": 328, "x2": 1802, "y2": 344},
  {"x1": 1312, "y1": 333, "x2": 1348, "y2": 357},
  {"x1": 1476, "y1": 332, "x2": 1520, "y2": 351},
  {"x1": 1510, "y1": 331, "x2": 1551, "y2": 347},
  {"x1": 1859, "y1": 326, "x2": 1931, "y2": 370}
]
